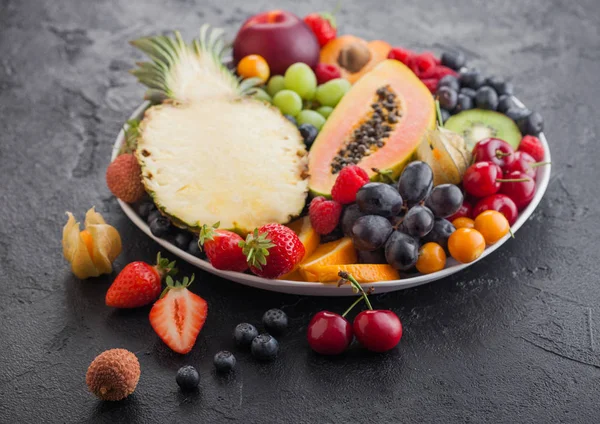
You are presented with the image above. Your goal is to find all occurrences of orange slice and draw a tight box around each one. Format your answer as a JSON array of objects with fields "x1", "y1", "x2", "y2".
[
  {"x1": 305, "y1": 264, "x2": 400, "y2": 283},
  {"x1": 299, "y1": 238, "x2": 357, "y2": 282},
  {"x1": 280, "y1": 217, "x2": 320, "y2": 280}
]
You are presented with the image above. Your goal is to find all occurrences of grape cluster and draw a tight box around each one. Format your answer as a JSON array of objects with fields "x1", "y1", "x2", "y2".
[{"x1": 344, "y1": 161, "x2": 463, "y2": 271}]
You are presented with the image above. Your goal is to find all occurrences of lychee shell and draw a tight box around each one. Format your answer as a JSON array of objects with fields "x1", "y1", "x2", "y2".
[
  {"x1": 86, "y1": 348, "x2": 140, "y2": 401},
  {"x1": 106, "y1": 154, "x2": 146, "y2": 203}
]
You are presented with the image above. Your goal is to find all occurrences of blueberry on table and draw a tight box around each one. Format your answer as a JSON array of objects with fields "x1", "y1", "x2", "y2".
[
  {"x1": 137, "y1": 201, "x2": 156, "y2": 219},
  {"x1": 149, "y1": 216, "x2": 171, "y2": 237},
  {"x1": 454, "y1": 93, "x2": 474, "y2": 114},
  {"x1": 497, "y1": 95, "x2": 517, "y2": 114},
  {"x1": 437, "y1": 86, "x2": 458, "y2": 111},
  {"x1": 298, "y1": 123, "x2": 318, "y2": 147},
  {"x1": 176, "y1": 365, "x2": 199, "y2": 391},
  {"x1": 214, "y1": 351, "x2": 236, "y2": 373},
  {"x1": 459, "y1": 69, "x2": 485, "y2": 90},
  {"x1": 441, "y1": 51, "x2": 466, "y2": 71},
  {"x1": 437, "y1": 75, "x2": 460, "y2": 92},
  {"x1": 234, "y1": 323, "x2": 259, "y2": 348},
  {"x1": 251, "y1": 334, "x2": 279, "y2": 361},
  {"x1": 262, "y1": 308, "x2": 288, "y2": 335},
  {"x1": 475, "y1": 86, "x2": 499, "y2": 110}
]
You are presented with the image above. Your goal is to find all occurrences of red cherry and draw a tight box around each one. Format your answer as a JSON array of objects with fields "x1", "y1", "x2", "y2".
[
  {"x1": 473, "y1": 194, "x2": 519, "y2": 225},
  {"x1": 353, "y1": 310, "x2": 402, "y2": 353},
  {"x1": 447, "y1": 200, "x2": 473, "y2": 221},
  {"x1": 463, "y1": 161, "x2": 504, "y2": 198},
  {"x1": 503, "y1": 151, "x2": 548, "y2": 181},
  {"x1": 307, "y1": 311, "x2": 353, "y2": 355},
  {"x1": 472, "y1": 138, "x2": 515, "y2": 168},
  {"x1": 500, "y1": 171, "x2": 536, "y2": 210}
]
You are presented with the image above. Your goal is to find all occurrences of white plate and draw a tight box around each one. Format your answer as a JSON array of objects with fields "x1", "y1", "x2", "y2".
[{"x1": 113, "y1": 100, "x2": 551, "y2": 296}]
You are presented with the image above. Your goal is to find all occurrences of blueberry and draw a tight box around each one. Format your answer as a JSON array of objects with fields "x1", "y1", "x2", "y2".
[
  {"x1": 356, "y1": 182, "x2": 404, "y2": 217},
  {"x1": 251, "y1": 334, "x2": 279, "y2": 361},
  {"x1": 425, "y1": 184, "x2": 464, "y2": 218},
  {"x1": 459, "y1": 69, "x2": 485, "y2": 90},
  {"x1": 357, "y1": 248, "x2": 388, "y2": 264},
  {"x1": 262, "y1": 308, "x2": 288, "y2": 336},
  {"x1": 497, "y1": 95, "x2": 517, "y2": 114},
  {"x1": 437, "y1": 86, "x2": 458, "y2": 111},
  {"x1": 298, "y1": 123, "x2": 318, "y2": 147},
  {"x1": 137, "y1": 201, "x2": 156, "y2": 219},
  {"x1": 176, "y1": 365, "x2": 199, "y2": 391},
  {"x1": 400, "y1": 205, "x2": 435, "y2": 238},
  {"x1": 385, "y1": 231, "x2": 419, "y2": 271},
  {"x1": 459, "y1": 87, "x2": 477, "y2": 98},
  {"x1": 341, "y1": 204, "x2": 369, "y2": 237},
  {"x1": 440, "y1": 108, "x2": 451, "y2": 122},
  {"x1": 454, "y1": 93, "x2": 474, "y2": 114},
  {"x1": 147, "y1": 209, "x2": 161, "y2": 225},
  {"x1": 437, "y1": 75, "x2": 460, "y2": 92},
  {"x1": 422, "y1": 218, "x2": 455, "y2": 252},
  {"x1": 284, "y1": 114, "x2": 297, "y2": 126},
  {"x1": 187, "y1": 237, "x2": 203, "y2": 258},
  {"x1": 397, "y1": 161, "x2": 433, "y2": 207},
  {"x1": 441, "y1": 51, "x2": 466, "y2": 71},
  {"x1": 234, "y1": 323, "x2": 259, "y2": 348},
  {"x1": 213, "y1": 351, "x2": 236, "y2": 373},
  {"x1": 475, "y1": 86, "x2": 499, "y2": 110},
  {"x1": 150, "y1": 216, "x2": 171, "y2": 237},
  {"x1": 351, "y1": 215, "x2": 393, "y2": 251},
  {"x1": 172, "y1": 231, "x2": 192, "y2": 250},
  {"x1": 519, "y1": 111, "x2": 544, "y2": 136},
  {"x1": 485, "y1": 76, "x2": 513, "y2": 96},
  {"x1": 505, "y1": 107, "x2": 532, "y2": 124}
]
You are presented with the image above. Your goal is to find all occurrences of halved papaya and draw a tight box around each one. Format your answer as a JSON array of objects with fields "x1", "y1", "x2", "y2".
[{"x1": 308, "y1": 60, "x2": 436, "y2": 196}]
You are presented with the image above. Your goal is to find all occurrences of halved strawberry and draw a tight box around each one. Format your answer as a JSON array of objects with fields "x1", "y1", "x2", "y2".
[{"x1": 149, "y1": 275, "x2": 208, "y2": 354}]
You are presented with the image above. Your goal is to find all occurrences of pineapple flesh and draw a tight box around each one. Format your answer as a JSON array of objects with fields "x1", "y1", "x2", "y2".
[{"x1": 136, "y1": 99, "x2": 308, "y2": 233}]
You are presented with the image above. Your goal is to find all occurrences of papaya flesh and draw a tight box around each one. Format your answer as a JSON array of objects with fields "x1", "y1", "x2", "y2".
[{"x1": 308, "y1": 60, "x2": 436, "y2": 196}]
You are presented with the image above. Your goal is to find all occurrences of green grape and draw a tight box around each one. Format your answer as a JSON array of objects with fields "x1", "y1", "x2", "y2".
[
  {"x1": 252, "y1": 88, "x2": 272, "y2": 103},
  {"x1": 273, "y1": 90, "x2": 303, "y2": 116},
  {"x1": 266, "y1": 75, "x2": 285, "y2": 97},
  {"x1": 316, "y1": 106, "x2": 334, "y2": 119},
  {"x1": 315, "y1": 78, "x2": 352, "y2": 107},
  {"x1": 284, "y1": 63, "x2": 317, "y2": 100},
  {"x1": 297, "y1": 110, "x2": 326, "y2": 131}
]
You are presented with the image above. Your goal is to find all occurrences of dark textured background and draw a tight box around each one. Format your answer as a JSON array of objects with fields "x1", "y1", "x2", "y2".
[{"x1": 1, "y1": 0, "x2": 599, "y2": 422}]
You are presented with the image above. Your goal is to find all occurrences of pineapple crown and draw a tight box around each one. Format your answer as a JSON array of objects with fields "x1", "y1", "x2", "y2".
[
  {"x1": 160, "y1": 274, "x2": 195, "y2": 298},
  {"x1": 239, "y1": 229, "x2": 276, "y2": 270},
  {"x1": 130, "y1": 24, "x2": 261, "y2": 103}
]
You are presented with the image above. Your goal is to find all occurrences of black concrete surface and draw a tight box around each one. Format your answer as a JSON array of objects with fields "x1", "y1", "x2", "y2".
[{"x1": 1, "y1": 0, "x2": 599, "y2": 422}]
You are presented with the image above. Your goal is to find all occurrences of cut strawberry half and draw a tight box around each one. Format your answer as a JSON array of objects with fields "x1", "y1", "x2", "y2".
[{"x1": 149, "y1": 274, "x2": 208, "y2": 354}]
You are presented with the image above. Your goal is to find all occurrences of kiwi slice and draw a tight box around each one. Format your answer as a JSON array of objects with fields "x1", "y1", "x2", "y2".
[{"x1": 445, "y1": 109, "x2": 522, "y2": 150}]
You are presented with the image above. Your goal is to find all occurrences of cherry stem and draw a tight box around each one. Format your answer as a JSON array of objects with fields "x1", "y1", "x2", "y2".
[
  {"x1": 509, "y1": 227, "x2": 515, "y2": 239},
  {"x1": 342, "y1": 295, "x2": 366, "y2": 318},
  {"x1": 338, "y1": 271, "x2": 373, "y2": 310},
  {"x1": 497, "y1": 178, "x2": 531, "y2": 183},
  {"x1": 495, "y1": 150, "x2": 512, "y2": 158},
  {"x1": 531, "y1": 161, "x2": 551, "y2": 168}
]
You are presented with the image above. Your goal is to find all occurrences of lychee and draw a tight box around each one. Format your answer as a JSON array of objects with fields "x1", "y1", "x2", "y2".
[{"x1": 86, "y1": 348, "x2": 140, "y2": 401}]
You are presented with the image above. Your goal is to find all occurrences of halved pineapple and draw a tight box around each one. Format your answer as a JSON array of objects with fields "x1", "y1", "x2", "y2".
[{"x1": 136, "y1": 98, "x2": 308, "y2": 233}]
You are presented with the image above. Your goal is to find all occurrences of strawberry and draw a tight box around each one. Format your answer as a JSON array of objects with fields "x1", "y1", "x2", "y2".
[
  {"x1": 105, "y1": 153, "x2": 145, "y2": 203},
  {"x1": 309, "y1": 197, "x2": 342, "y2": 235},
  {"x1": 105, "y1": 253, "x2": 177, "y2": 308},
  {"x1": 331, "y1": 165, "x2": 370, "y2": 204},
  {"x1": 198, "y1": 223, "x2": 248, "y2": 272},
  {"x1": 149, "y1": 274, "x2": 208, "y2": 354},
  {"x1": 241, "y1": 224, "x2": 305, "y2": 279},
  {"x1": 518, "y1": 135, "x2": 545, "y2": 162},
  {"x1": 304, "y1": 12, "x2": 337, "y2": 47},
  {"x1": 315, "y1": 63, "x2": 341, "y2": 85},
  {"x1": 387, "y1": 47, "x2": 415, "y2": 65}
]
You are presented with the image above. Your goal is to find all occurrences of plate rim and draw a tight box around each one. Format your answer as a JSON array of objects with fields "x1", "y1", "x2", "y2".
[{"x1": 111, "y1": 99, "x2": 551, "y2": 296}]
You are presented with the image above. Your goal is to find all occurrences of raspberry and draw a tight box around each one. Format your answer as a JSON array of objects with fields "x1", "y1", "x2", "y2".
[
  {"x1": 414, "y1": 52, "x2": 437, "y2": 74},
  {"x1": 518, "y1": 135, "x2": 545, "y2": 162},
  {"x1": 388, "y1": 47, "x2": 415, "y2": 65},
  {"x1": 315, "y1": 63, "x2": 341, "y2": 85},
  {"x1": 421, "y1": 78, "x2": 438, "y2": 94},
  {"x1": 406, "y1": 56, "x2": 421, "y2": 76},
  {"x1": 309, "y1": 197, "x2": 343, "y2": 235},
  {"x1": 331, "y1": 165, "x2": 370, "y2": 204},
  {"x1": 419, "y1": 66, "x2": 458, "y2": 80}
]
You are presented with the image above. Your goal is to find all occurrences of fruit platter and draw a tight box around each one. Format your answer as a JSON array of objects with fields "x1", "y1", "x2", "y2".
[{"x1": 100, "y1": 9, "x2": 550, "y2": 296}]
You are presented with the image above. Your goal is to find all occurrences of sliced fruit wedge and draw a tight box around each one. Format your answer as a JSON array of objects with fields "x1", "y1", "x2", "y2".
[
  {"x1": 305, "y1": 264, "x2": 400, "y2": 283},
  {"x1": 299, "y1": 238, "x2": 357, "y2": 282},
  {"x1": 280, "y1": 217, "x2": 320, "y2": 280}
]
